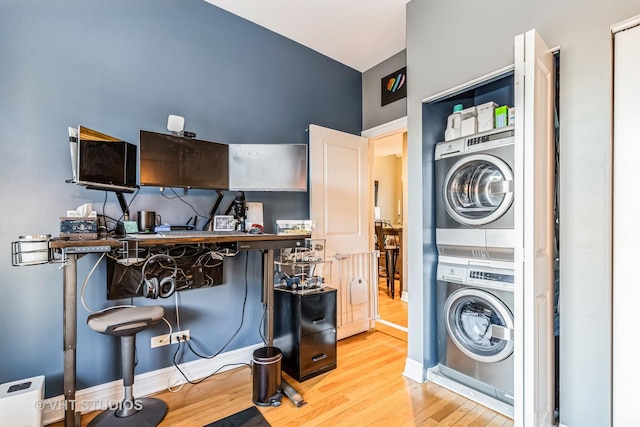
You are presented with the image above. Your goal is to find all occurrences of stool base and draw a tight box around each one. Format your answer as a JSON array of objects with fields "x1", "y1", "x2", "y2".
[{"x1": 88, "y1": 398, "x2": 167, "y2": 427}]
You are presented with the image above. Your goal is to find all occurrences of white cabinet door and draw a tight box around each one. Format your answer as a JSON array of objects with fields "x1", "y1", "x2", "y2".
[
  {"x1": 513, "y1": 29, "x2": 555, "y2": 427},
  {"x1": 612, "y1": 16, "x2": 640, "y2": 427}
]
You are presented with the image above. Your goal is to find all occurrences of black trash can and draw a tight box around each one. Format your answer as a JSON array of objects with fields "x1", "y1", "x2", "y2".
[{"x1": 252, "y1": 346, "x2": 283, "y2": 407}]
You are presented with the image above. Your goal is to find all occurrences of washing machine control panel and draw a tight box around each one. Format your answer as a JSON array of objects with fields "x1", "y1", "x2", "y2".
[{"x1": 437, "y1": 262, "x2": 515, "y2": 288}]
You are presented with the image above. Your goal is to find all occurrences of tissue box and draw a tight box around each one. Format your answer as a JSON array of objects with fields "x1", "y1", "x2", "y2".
[
  {"x1": 477, "y1": 101, "x2": 498, "y2": 132},
  {"x1": 60, "y1": 217, "x2": 98, "y2": 239}
]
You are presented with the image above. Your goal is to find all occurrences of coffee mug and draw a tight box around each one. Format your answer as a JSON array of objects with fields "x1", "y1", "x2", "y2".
[{"x1": 137, "y1": 211, "x2": 160, "y2": 233}]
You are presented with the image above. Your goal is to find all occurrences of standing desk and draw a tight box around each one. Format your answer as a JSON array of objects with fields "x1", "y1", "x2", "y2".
[{"x1": 49, "y1": 233, "x2": 307, "y2": 427}]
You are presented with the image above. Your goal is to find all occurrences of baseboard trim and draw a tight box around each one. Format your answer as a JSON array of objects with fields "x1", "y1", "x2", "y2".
[
  {"x1": 402, "y1": 357, "x2": 424, "y2": 383},
  {"x1": 376, "y1": 318, "x2": 408, "y2": 332},
  {"x1": 337, "y1": 320, "x2": 371, "y2": 340},
  {"x1": 426, "y1": 368, "x2": 514, "y2": 419},
  {"x1": 43, "y1": 343, "x2": 262, "y2": 425}
]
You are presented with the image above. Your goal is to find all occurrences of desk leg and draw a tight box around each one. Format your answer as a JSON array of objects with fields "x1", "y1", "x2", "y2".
[
  {"x1": 262, "y1": 250, "x2": 274, "y2": 347},
  {"x1": 262, "y1": 249, "x2": 304, "y2": 407},
  {"x1": 63, "y1": 254, "x2": 79, "y2": 427}
]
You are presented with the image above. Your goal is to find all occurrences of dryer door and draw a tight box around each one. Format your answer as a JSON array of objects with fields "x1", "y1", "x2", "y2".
[
  {"x1": 443, "y1": 154, "x2": 514, "y2": 226},
  {"x1": 444, "y1": 287, "x2": 514, "y2": 363}
]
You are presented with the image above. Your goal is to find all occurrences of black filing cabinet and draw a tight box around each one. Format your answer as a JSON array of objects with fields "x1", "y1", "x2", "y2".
[{"x1": 273, "y1": 287, "x2": 337, "y2": 382}]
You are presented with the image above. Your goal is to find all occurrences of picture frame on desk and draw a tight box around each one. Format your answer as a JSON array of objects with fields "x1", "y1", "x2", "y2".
[{"x1": 213, "y1": 215, "x2": 236, "y2": 231}]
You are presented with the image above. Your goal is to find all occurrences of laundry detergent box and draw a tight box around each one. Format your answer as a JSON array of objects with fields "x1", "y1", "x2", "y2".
[
  {"x1": 477, "y1": 101, "x2": 498, "y2": 132},
  {"x1": 495, "y1": 105, "x2": 509, "y2": 128}
]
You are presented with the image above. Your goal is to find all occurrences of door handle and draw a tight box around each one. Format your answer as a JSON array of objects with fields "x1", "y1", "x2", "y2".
[
  {"x1": 468, "y1": 260, "x2": 491, "y2": 266},
  {"x1": 312, "y1": 317, "x2": 326, "y2": 324},
  {"x1": 490, "y1": 180, "x2": 513, "y2": 195},
  {"x1": 490, "y1": 324, "x2": 514, "y2": 341},
  {"x1": 440, "y1": 275, "x2": 463, "y2": 283},
  {"x1": 312, "y1": 354, "x2": 328, "y2": 362}
]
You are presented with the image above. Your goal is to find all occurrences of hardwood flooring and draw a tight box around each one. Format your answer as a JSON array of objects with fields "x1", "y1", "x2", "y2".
[
  {"x1": 53, "y1": 327, "x2": 513, "y2": 426},
  {"x1": 377, "y1": 277, "x2": 408, "y2": 328}
]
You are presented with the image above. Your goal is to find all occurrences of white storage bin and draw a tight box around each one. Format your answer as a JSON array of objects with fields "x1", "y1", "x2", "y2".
[
  {"x1": 460, "y1": 106, "x2": 477, "y2": 137},
  {"x1": 477, "y1": 101, "x2": 498, "y2": 132}
]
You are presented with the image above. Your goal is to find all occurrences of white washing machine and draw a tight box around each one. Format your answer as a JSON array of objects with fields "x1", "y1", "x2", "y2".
[
  {"x1": 436, "y1": 262, "x2": 515, "y2": 405},
  {"x1": 435, "y1": 127, "x2": 515, "y2": 262}
]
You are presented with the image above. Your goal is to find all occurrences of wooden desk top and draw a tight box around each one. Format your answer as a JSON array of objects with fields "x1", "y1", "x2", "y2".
[{"x1": 49, "y1": 233, "x2": 310, "y2": 250}]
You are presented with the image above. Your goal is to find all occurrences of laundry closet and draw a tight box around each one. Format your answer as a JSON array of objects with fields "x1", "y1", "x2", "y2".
[{"x1": 420, "y1": 30, "x2": 560, "y2": 425}]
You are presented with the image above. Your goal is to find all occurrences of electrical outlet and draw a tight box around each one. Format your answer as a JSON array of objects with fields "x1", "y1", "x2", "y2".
[
  {"x1": 171, "y1": 330, "x2": 190, "y2": 344},
  {"x1": 150, "y1": 330, "x2": 190, "y2": 348},
  {"x1": 150, "y1": 334, "x2": 170, "y2": 348}
]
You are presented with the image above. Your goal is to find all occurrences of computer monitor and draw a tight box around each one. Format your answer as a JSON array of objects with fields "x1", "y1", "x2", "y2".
[
  {"x1": 228, "y1": 144, "x2": 307, "y2": 191},
  {"x1": 139, "y1": 130, "x2": 229, "y2": 190},
  {"x1": 69, "y1": 126, "x2": 137, "y2": 193}
]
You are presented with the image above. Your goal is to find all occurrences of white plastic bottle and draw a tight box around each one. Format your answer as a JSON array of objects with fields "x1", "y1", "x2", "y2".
[{"x1": 444, "y1": 104, "x2": 463, "y2": 141}]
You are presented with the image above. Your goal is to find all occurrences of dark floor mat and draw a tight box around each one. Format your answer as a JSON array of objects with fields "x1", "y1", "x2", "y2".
[{"x1": 203, "y1": 406, "x2": 270, "y2": 427}]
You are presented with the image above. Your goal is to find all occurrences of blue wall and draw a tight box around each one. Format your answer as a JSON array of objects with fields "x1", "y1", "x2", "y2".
[{"x1": 0, "y1": 0, "x2": 361, "y2": 398}]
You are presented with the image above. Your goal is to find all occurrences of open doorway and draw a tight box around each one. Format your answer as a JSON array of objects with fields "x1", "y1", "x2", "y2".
[{"x1": 362, "y1": 117, "x2": 407, "y2": 332}]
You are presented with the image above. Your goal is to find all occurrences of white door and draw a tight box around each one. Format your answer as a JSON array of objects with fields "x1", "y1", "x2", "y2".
[
  {"x1": 513, "y1": 29, "x2": 555, "y2": 426},
  {"x1": 309, "y1": 124, "x2": 374, "y2": 339},
  {"x1": 612, "y1": 16, "x2": 640, "y2": 427},
  {"x1": 309, "y1": 124, "x2": 370, "y2": 255}
]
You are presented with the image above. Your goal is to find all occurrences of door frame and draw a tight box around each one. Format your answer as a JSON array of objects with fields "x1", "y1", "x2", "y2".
[{"x1": 362, "y1": 116, "x2": 408, "y2": 302}]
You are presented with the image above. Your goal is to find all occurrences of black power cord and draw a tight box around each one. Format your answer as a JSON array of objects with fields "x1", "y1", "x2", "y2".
[
  {"x1": 171, "y1": 251, "x2": 252, "y2": 384},
  {"x1": 171, "y1": 339, "x2": 250, "y2": 385}
]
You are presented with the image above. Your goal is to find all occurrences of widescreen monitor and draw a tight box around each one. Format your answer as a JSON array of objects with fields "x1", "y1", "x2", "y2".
[{"x1": 139, "y1": 130, "x2": 229, "y2": 190}]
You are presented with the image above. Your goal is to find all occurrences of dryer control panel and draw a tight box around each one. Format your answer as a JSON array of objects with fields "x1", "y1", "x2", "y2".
[
  {"x1": 435, "y1": 125, "x2": 515, "y2": 159},
  {"x1": 469, "y1": 270, "x2": 514, "y2": 284},
  {"x1": 465, "y1": 127, "x2": 515, "y2": 152}
]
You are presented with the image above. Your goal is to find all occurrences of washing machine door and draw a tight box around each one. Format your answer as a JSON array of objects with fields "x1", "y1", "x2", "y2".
[
  {"x1": 444, "y1": 287, "x2": 514, "y2": 363},
  {"x1": 443, "y1": 154, "x2": 514, "y2": 226}
]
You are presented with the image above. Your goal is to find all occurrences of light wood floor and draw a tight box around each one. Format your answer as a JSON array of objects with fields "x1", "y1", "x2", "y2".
[
  {"x1": 377, "y1": 276, "x2": 407, "y2": 328},
  {"x1": 55, "y1": 322, "x2": 513, "y2": 426}
]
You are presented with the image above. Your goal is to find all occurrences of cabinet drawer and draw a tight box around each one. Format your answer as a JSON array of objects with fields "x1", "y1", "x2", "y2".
[
  {"x1": 299, "y1": 328, "x2": 336, "y2": 379},
  {"x1": 301, "y1": 289, "x2": 336, "y2": 335}
]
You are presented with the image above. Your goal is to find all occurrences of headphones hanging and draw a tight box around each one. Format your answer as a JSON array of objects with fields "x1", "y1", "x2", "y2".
[{"x1": 141, "y1": 254, "x2": 178, "y2": 299}]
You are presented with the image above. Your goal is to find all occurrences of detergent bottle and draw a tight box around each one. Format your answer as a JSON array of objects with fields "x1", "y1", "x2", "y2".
[{"x1": 444, "y1": 104, "x2": 463, "y2": 141}]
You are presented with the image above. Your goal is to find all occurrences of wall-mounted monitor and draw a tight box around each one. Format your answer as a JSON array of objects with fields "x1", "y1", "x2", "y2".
[
  {"x1": 139, "y1": 130, "x2": 229, "y2": 190},
  {"x1": 69, "y1": 126, "x2": 137, "y2": 193},
  {"x1": 228, "y1": 144, "x2": 307, "y2": 191}
]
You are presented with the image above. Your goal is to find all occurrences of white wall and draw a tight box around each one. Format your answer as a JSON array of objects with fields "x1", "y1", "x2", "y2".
[
  {"x1": 405, "y1": 1, "x2": 640, "y2": 426},
  {"x1": 374, "y1": 154, "x2": 401, "y2": 223}
]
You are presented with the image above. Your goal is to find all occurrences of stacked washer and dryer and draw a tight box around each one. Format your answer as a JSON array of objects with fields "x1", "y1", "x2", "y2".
[{"x1": 434, "y1": 126, "x2": 516, "y2": 410}]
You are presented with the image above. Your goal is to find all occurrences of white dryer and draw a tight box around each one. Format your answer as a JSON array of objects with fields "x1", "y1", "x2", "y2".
[{"x1": 435, "y1": 126, "x2": 515, "y2": 262}]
